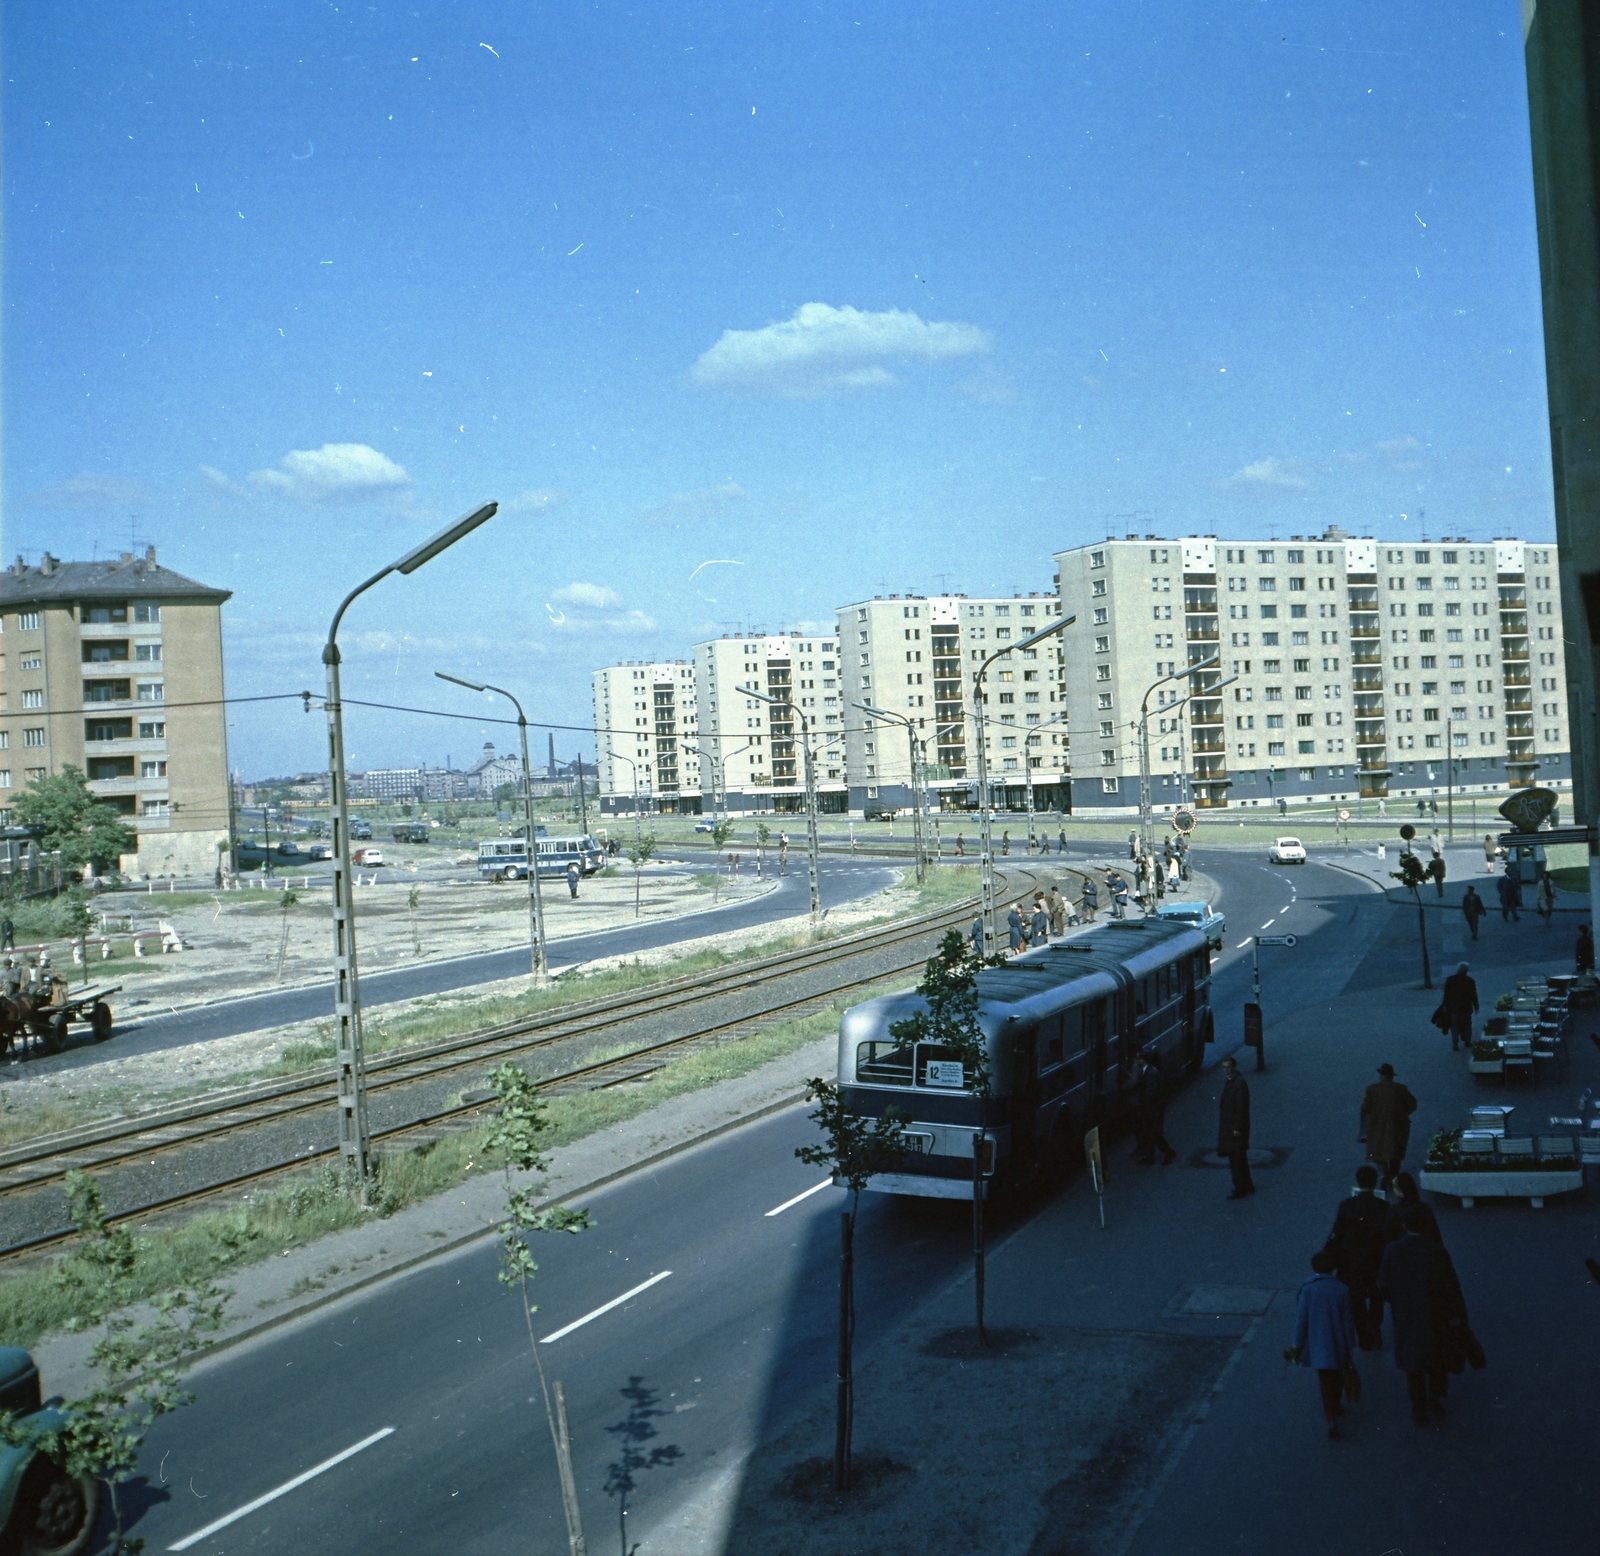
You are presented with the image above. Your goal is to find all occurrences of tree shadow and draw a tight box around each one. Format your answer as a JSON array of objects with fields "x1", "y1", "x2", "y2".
[{"x1": 603, "y1": 1375, "x2": 683, "y2": 1556}]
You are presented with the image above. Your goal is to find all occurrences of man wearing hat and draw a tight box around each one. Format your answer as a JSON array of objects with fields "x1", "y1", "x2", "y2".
[{"x1": 1360, "y1": 1063, "x2": 1419, "y2": 1191}]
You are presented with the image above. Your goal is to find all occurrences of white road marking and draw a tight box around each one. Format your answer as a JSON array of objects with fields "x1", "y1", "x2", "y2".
[
  {"x1": 1260, "y1": 919, "x2": 1275, "y2": 929},
  {"x1": 765, "y1": 1178, "x2": 835, "y2": 1217},
  {"x1": 541, "y1": 1271, "x2": 673, "y2": 1344},
  {"x1": 168, "y1": 1428, "x2": 396, "y2": 1549}
]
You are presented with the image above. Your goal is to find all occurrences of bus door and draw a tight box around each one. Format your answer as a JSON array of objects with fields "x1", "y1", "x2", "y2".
[{"x1": 1009, "y1": 1025, "x2": 1041, "y2": 1180}]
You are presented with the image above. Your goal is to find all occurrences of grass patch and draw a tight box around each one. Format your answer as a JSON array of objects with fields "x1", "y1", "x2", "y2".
[
  {"x1": 0, "y1": 1094, "x2": 103, "y2": 1151},
  {"x1": 1547, "y1": 866, "x2": 1590, "y2": 896},
  {"x1": 0, "y1": 991, "x2": 880, "y2": 1349}
]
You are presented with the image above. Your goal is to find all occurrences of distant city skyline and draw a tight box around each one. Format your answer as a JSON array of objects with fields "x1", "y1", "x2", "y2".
[{"x1": 4, "y1": 3, "x2": 1552, "y2": 776}]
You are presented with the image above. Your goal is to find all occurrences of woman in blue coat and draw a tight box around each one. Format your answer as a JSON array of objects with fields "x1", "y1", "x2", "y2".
[
  {"x1": 1293, "y1": 1249, "x2": 1358, "y2": 1438},
  {"x1": 1006, "y1": 904, "x2": 1025, "y2": 954}
]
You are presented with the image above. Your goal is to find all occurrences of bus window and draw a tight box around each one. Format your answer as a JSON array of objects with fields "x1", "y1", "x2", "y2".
[
  {"x1": 1084, "y1": 999, "x2": 1107, "y2": 1085},
  {"x1": 1134, "y1": 978, "x2": 1147, "y2": 1018},
  {"x1": 856, "y1": 1040, "x2": 913, "y2": 1084},
  {"x1": 1037, "y1": 1015, "x2": 1065, "y2": 1074}
]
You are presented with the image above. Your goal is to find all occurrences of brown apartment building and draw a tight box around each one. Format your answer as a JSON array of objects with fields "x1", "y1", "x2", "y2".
[{"x1": 0, "y1": 547, "x2": 231, "y2": 878}]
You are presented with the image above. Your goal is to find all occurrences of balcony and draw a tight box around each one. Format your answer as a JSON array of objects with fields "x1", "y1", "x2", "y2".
[
  {"x1": 1502, "y1": 666, "x2": 1530, "y2": 686},
  {"x1": 1503, "y1": 689, "x2": 1532, "y2": 711},
  {"x1": 1349, "y1": 624, "x2": 1380, "y2": 640},
  {"x1": 1499, "y1": 613, "x2": 1528, "y2": 634},
  {"x1": 1347, "y1": 589, "x2": 1378, "y2": 609},
  {"x1": 1501, "y1": 647, "x2": 1529, "y2": 663},
  {"x1": 1498, "y1": 588, "x2": 1527, "y2": 607},
  {"x1": 1191, "y1": 734, "x2": 1226, "y2": 753},
  {"x1": 1185, "y1": 624, "x2": 1219, "y2": 642},
  {"x1": 1354, "y1": 729, "x2": 1386, "y2": 746},
  {"x1": 1351, "y1": 647, "x2": 1381, "y2": 665},
  {"x1": 1504, "y1": 717, "x2": 1534, "y2": 739}
]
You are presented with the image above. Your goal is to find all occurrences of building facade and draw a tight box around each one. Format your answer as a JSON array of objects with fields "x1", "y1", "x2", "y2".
[
  {"x1": 835, "y1": 592, "x2": 1070, "y2": 814},
  {"x1": 1055, "y1": 530, "x2": 1569, "y2": 814},
  {"x1": 0, "y1": 547, "x2": 231, "y2": 876},
  {"x1": 592, "y1": 660, "x2": 701, "y2": 813}
]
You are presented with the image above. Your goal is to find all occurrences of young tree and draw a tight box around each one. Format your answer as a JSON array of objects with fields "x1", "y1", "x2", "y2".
[
  {"x1": 708, "y1": 820, "x2": 736, "y2": 900},
  {"x1": 625, "y1": 835, "x2": 658, "y2": 918},
  {"x1": 0, "y1": 1171, "x2": 229, "y2": 1554},
  {"x1": 275, "y1": 887, "x2": 300, "y2": 981},
  {"x1": 483, "y1": 1061, "x2": 594, "y2": 1555},
  {"x1": 753, "y1": 821, "x2": 770, "y2": 877},
  {"x1": 1390, "y1": 850, "x2": 1433, "y2": 989},
  {"x1": 407, "y1": 884, "x2": 422, "y2": 954},
  {"x1": 11, "y1": 767, "x2": 137, "y2": 876},
  {"x1": 888, "y1": 929, "x2": 1005, "y2": 1343},
  {"x1": 795, "y1": 1076, "x2": 907, "y2": 1493}
]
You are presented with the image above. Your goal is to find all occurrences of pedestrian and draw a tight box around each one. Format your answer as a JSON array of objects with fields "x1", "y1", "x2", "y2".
[
  {"x1": 1440, "y1": 962, "x2": 1478, "y2": 1052},
  {"x1": 1132, "y1": 1049, "x2": 1178, "y2": 1165},
  {"x1": 1031, "y1": 897, "x2": 1049, "y2": 948},
  {"x1": 1377, "y1": 1204, "x2": 1470, "y2": 1425},
  {"x1": 1278, "y1": 796, "x2": 1287, "y2": 817},
  {"x1": 1495, "y1": 870, "x2": 1520, "y2": 922},
  {"x1": 1058, "y1": 829, "x2": 1067, "y2": 854},
  {"x1": 566, "y1": 861, "x2": 580, "y2": 899},
  {"x1": 1325, "y1": 1164, "x2": 1389, "y2": 1350},
  {"x1": 1217, "y1": 1055, "x2": 1254, "y2": 1199},
  {"x1": 1291, "y1": 1249, "x2": 1358, "y2": 1439},
  {"x1": 1081, "y1": 876, "x2": 1098, "y2": 923},
  {"x1": 956, "y1": 833, "x2": 965, "y2": 857},
  {"x1": 1508, "y1": 858, "x2": 1524, "y2": 916},
  {"x1": 1427, "y1": 855, "x2": 1446, "y2": 899},
  {"x1": 1002, "y1": 831, "x2": 1011, "y2": 856},
  {"x1": 1382, "y1": 1172, "x2": 1442, "y2": 1247},
  {"x1": 1430, "y1": 799, "x2": 1439, "y2": 818},
  {"x1": 1377, "y1": 799, "x2": 1386, "y2": 817},
  {"x1": 1007, "y1": 903, "x2": 1025, "y2": 955},
  {"x1": 1360, "y1": 1063, "x2": 1418, "y2": 1189},
  {"x1": 1461, "y1": 885, "x2": 1485, "y2": 942},
  {"x1": 1538, "y1": 871, "x2": 1557, "y2": 923},
  {"x1": 1429, "y1": 828, "x2": 1442, "y2": 861},
  {"x1": 0, "y1": 916, "x2": 13, "y2": 953},
  {"x1": 1483, "y1": 833, "x2": 1497, "y2": 874},
  {"x1": 1049, "y1": 886, "x2": 1066, "y2": 936},
  {"x1": 971, "y1": 914, "x2": 984, "y2": 959},
  {"x1": 1129, "y1": 829, "x2": 1138, "y2": 860},
  {"x1": 779, "y1": 832, "x2": 789, "y2": 873},
  {"x1": 1578, "y1": 923, "x2": 1595, "y2": 977}
]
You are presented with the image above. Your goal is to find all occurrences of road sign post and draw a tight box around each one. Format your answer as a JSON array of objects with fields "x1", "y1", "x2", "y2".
[{"x1": 1249, "y1": 933, "x2": 1297, "y2": 1071}]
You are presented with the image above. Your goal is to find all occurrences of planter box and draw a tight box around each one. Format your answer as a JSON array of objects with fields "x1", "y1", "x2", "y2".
[
  {"x1": 1420, "y1": 1169, "x2": 1583, "y2": 1208},
  {"x1": 1468, "y1": 1059, "x2": 1504, "y2": 1076}
]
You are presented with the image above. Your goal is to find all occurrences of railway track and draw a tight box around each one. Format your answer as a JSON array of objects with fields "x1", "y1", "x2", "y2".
[{"x1": 0, "y1": 864, "x2": 1070, "y2": 1257}]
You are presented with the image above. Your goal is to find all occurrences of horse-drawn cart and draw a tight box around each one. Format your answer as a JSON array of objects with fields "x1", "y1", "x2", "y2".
[{"x1": 0, "y1": 981, "x2": 120, "y2": 1058}]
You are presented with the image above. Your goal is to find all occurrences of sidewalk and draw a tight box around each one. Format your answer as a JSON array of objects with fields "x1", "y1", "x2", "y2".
[{"x1": 684, "y1": 895, "x2": 1600, "y2": 1555}]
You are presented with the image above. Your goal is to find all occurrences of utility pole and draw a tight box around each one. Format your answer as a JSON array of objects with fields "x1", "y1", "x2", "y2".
[
  {"x1": 1139, "y1": 656, "x2": 1220, "y2": 856},
  {"x1": 972, "y1": 614, "x2": 1075, "y2": 952},
  {"x1": 748, "y1": 687, "x2": 822, "y2": 925},
  {"x1": 323, "y1": 503, "x2": 498, "y2": 1197},
  {"x1": 1446, "y1": 719, "x2": 1455, "y2": 842},
  {"x1": 853, "y1": 702, "x2": 925, "y2": 884}
]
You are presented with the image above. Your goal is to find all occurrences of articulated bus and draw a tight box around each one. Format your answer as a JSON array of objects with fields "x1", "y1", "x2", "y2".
[
  {"x1": 477, "y1": 833, "x2": 603, "y2": 882},
  {"x1": 837, "y1": 917, "x2": 1214, "y2": 1198}
]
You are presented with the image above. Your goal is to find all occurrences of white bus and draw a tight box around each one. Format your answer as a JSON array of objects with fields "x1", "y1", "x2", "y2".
[{"x1": 478, "y1": 833, "x2": 604, "y2": 882}]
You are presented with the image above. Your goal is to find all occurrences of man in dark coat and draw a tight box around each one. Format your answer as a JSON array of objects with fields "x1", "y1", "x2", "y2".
[
  {"x1": 1131, "y1": 1049, "x2": 1178, "y2": 1165},
  {"x1": 1377, "y1": 1204, "x2": 1470, "y2": 1424},
  {"x1": 1360, "y1": 1063, "x2": 1418, "y2": 1189},
  {"x1": 970, "y1": 914, "x2": 984, "y2": 959},
  {"x1": 1461, "y1": 886, "x2": 1486, "y2": 942},
  {"x1": 1217, "y1": 1055, "x2": 1253, "y2": 1199},
  {"x1": 1006, "y1": 904, "x2": 1025, "y2": 955},
  {"x1": 1327, "y1": 1164, "x2": 1389, "y2": 1350},
  {"x1": 1441, "y1": 962, "x2": 1479, "y2": 1053},
  {"x1": 1496, "y1": 870, "x2": 1519, "y2": 921}
]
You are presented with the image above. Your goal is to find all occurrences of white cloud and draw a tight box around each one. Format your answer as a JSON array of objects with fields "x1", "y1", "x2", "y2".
[
  {"x1": 1226, "y1": 457, "x2": 1308, "y2": 491},
  {"x1": 690, "y1": 302, "x2": 991, "y2": 398},
  {"x1": 1377, "y1": 436, "x2": 1422, "y2": 456},
  {"x1": 552, "y1": 582, "x2": 622, "y2": 608},
  {"x1": 504, "y1": 487, "x2": 564, "y2": 513},
  {"x1": 641, "y1": 481, "x2": 749, "y2": 526},
  {"x1": 21, "y1": 473, "x2": 153, "y2": 510},
  {"x1": 200, "y1": 465, "x2": 252, "y2": 503},
  {"x1": 248, "y1": 443, "x2": 411, "y2": 501}
]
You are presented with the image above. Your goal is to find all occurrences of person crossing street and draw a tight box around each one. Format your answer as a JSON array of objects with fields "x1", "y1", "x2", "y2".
[{"x1": 1218, "y1": 1056, "x2": 1254, "y2": 1199}]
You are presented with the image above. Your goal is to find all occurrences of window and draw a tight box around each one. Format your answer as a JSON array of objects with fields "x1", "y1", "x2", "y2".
[
  {"x1": 1092, "y1": 579, "x2": 1107, "y2": 596},
  {"x1": 18, "y1": 654, "x2": 41, "y2": 671},
  {"x1": 135, "y1": 642, "x2": 162, "y2": 661},
  {"x1": 1101, "y1": 748, "x2": 1117, "y2": 766},
  {"x1": 1289, "y1": 604, "x2": 1307, "y2": 618},
  {"x1": 23, "y1": 728, "x2": 45, "y2": 747},
  {"x1": 25, "y1": 767, "x2": 45, "y2": 782},
  {"x1": 1259, "y1": 605, "x2": 1278, "y2": 619},
  {"x1": 0, "y1": 773, "x2": 8, "y2": 789},
  {"x1": 1286, "y1": 549, "x2": 1304, "y2": 563},
  {"x1": 1101, "y1": 776, "x2": 1118, "y2": 793},
  {"x1": 141, "y1": 798, "x2": 170, "y2": 817},
  {"x1": 1265, "y1": 714, "x2": 1284, "y2": 729},
  {"x1": 1094, "y1": 635, "x2": 1109, "y2": 652},
  {"x1": 1258, "y1": 550, "x2": 1275, "y2": 564},
  {"x1": 140, "y1": 759, "x2": 168, "y2": 778},
  {"x1": 1099, "y1": 720, "x2": 1114, "y2": 737},
  {"x1": 85, "y1": 605, "x2": 127, "y2": 623},
  {"x1": 1097, "y1": 692, "x2": 1112, "y2": 709},
  {"x1": 133, "y1": 603, "x2": 160, "y2": 623},
  {"x1": 1093, "y1": 607, "x2": 1107, "y2": 625},
  {"x1": 1296, "y1": 713, "x2": 1314, "y2": 727},
  {"x1": 137, "y1": 683, "x2": 164, "y2": 701},
  {"x1": 1091, "y1": 550, "x2": 1105, "y2": 567},
  {"x1": 1268, "y1": 741, "x2": 1286, "y2": 756},
  {"x1": 1095, "y1": 664, "x2": 1110, "y2": 681},
  {"x1": 20, "y1": 690, "x2": 42, "y2": 709},
  {"x1": 1258, "y1": 577, "x2": 1276, "y2": 591},
  {"x1": 1298, "y1": 740, "x2": 1315, "y2": 754},
  {"x1": 18, "y1": 613, "x2": 39, "y2": 632},
  {"x1": 1288, "y1": 577, "x2": 1306, "y2": 591}
]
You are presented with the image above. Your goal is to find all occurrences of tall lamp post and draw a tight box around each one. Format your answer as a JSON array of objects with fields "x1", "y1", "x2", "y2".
[
  {"x1": 972, "y1": 615, "x2": 1075, "y2": 954},
  {"x1": 1138, "y1": 655, "x2": 1220, "y2": 854},
  {"x1": 436, "y1": 673, "x2": 548, "y2": 985},
  {"x1": 853, "y1": 702, "x2": 926, "y2": 884},
  {"x1": 606, "y1": 748, "x2": 645, "y2": 852},
  {"x1": 1024, "y1": 711, "x2": 1070, "y2": 850},
  {"x1": 688, "y1": 739, "x2": 753, "y2": 824},
  {"x1": 746, "y1": 686, "x2": 822, "y2": 926},
  {"x1": 324, "y1": 501, "x2": 497, "y2": 1194},
  {"x1": 1138, "y1": 673, "x2": 1236, "y2": 841}
]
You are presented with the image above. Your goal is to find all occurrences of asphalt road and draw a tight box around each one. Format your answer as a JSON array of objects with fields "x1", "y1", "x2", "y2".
[
  {"x1": 119, "y1": 845, "x2": 1361, "y2": 1554},
  {"x1": 32, "y1": 854, "x2": 906, "y2": 1074}
]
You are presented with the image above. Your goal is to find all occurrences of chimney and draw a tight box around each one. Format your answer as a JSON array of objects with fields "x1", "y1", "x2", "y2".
[
  {"x1": 39, "y1": 553, "x2": 57, "y2": 576},
  {"x1": 11, "y1": 557, "x2": 24, "y2": 577},
  {"x1": 119, "y1": 551, "x2": 133, "y2": 563},
  {"x1": 145, "y1": 545, "x2": 158, "y2": 565}
]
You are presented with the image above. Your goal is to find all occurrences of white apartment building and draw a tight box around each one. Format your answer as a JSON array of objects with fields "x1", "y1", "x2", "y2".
[
  {"x1": 836, "y1": 592, "x2": 1070, "y2": 813},
  {"x1": 692, "y1": 632, "x2": 848, "y2": 814},
  {"x1": 1055, "y1": 529, "x2": 1569, "y2": 814},
  {"x1": 592, "y1": 660, "x2": 700, "y2": 814}
]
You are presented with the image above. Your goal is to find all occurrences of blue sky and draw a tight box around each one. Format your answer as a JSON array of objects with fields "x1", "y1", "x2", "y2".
[{"x1": 3, "y1": 2, "x2": 1550, "y2": 777}]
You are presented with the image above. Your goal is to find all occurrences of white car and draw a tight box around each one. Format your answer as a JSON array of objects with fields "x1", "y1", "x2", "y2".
[
  {"x1": 1268, "y1": 836, "x2": 1307, "y2": 865},
  {"x1": 1155, "y1": 900, "x2": 1226, "y2": 949},
  {"x1": 352, "y1": 847, "x2": 384, "y2": 867}
]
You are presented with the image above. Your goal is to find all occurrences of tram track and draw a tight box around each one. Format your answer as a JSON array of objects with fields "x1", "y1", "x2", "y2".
[{"x1": 0, "y1": 864, "x2": 1073, "y2": 1258}]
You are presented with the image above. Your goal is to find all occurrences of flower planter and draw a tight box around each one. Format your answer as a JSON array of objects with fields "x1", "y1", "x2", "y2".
[
  {"x1": 1419, "y1": 1169, "x2": 1583, "y2": 1208},
  {"x1": 1468, "y1": 1059, "x2": 1504, "y2": 1078}
]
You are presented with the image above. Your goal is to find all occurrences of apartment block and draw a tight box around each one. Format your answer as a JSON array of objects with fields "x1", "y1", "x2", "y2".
[
  {"x1": 0, "y1": 547, "x2": 231, "y2": 875},
  {"x1": 692, "y1": 633, "x2": 847, "y2": 813},
  {"x1": 1055, "y1": 530, "x2": 1570, "y2": 814},
  {"x1": 836, "y1": 592, "x2": 1070, "y2": 813},
  {"x1": 592, "y1": 660, "x2": 700, "y2": 812}
]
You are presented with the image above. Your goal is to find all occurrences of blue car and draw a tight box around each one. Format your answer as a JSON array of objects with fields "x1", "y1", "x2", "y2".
[
  {"x1": 0, "y1": 1347, "x2": 99, "y2": 1555},
  {"x1": 1155, "y1": 899, "x2": 1226, "y2": 950}
]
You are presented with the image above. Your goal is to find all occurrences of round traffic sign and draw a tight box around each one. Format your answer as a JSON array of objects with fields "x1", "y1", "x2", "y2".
[
  {"x1": 1172, "y1": 808, "x2": 1197, "y2": 835},
  {"x1": 1399, "y1": 823, "x2": 1416, "y2": 840},
  {"x1": 1337, "y1": 808, "x2": 1351, "y2": 822}
]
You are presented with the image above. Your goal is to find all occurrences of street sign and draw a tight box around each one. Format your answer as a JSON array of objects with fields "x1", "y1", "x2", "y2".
[
  {"x1": 1499, "y1": 786, "x2": 1558, "y2": 834},
  {"x1": 1337, "y1": 808, "x2": 1351, "y2": 822},
  {"x1": 1255, "y1": 933, "x2": 1297, "y2": 947},
  {"x1": 1399, "y1": 823, "x2": 1416, "y2": 841},
  {"x1": 1172, "y1": 808, "x2": 1197, "y2": 835}
]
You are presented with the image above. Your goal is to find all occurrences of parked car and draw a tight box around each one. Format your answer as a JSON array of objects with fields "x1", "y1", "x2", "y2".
[
  {"x1": 1, "y1": 1347, "x2": 100, "y2": 1556},
  {"x1": 349, "y1": 819, "x2": 373, "y2": 840},
  {"x1": 352, "y1": 847, "x2": 384, "y2": 867},
  {"x1": 1268, "y1": 836, "x2": 1307, "y2": 865},
  {"x1": 308, "y1": 843, "x2": 333, "y2": 861},
  {"x1": 391, "y1": 823, "x2": 431, "y2": 843},
  {"x1": 693, "y1": 820, "x2": 717, "y2": 833},
  {"x1": 1155, "y1": 900, "x2": 1227, "y2": 949}
]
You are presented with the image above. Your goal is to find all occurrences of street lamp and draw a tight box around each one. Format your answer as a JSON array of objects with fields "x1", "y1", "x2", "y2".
[
  {"x1": 436, "y1": 673, "x2": 547, "y2": 985},
  {"x1": 607, "y1": 749, "x2": 646, "y2": 851},
  {"x1": 687, "y1": 739, "x2": 754, "y2": 825},
  {"x1": 1023, "y1": 711, "x2": 1070, "y2": 850},
  {"x1": 745, "y1": 685, "x2": 822, "y2": 927},
  {"x1": 323, "y1": 500, "x2": 497, "y2": 1194},
  {"x1": 1138, "y1": 655, "x2": 1220, "y2": 853},
  {"x1": 853, "y1": 702, "x2": 927, "y2": 884},
  {"x1": 971, "y1": 615, "x2": 1075, "y2": 953}
]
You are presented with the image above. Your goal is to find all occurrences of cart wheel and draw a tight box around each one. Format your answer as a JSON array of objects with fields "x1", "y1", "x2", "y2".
[
  {"x1": 14, "y1": 1456, "x2": 100, "y2": 1556},
  {"x1": 90, "y1": 1002, "x2": 113, "y2": 1042},
  {"x1": 40, "y1": 1014, "x2": 69, "y2": 1056}
]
